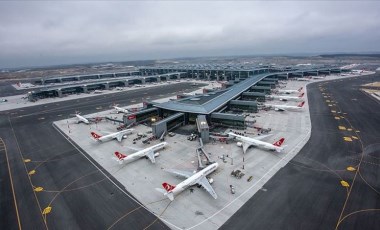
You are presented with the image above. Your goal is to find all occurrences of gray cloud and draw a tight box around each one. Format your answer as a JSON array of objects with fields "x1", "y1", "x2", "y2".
[{"x1": 0, "y1": 1, "x2": 379, "y2": 68}]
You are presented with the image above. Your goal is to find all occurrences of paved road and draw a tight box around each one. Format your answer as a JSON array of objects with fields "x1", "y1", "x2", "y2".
[
  {"x1": 0, "y1": 82, "x2": 201, "y2": 230},
  {"x1": 221, "y1": 74, "x2": 380, "y2": 230}
]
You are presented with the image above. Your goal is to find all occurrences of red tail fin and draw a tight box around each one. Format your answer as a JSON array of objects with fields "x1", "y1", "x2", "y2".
[
  {"x1": 299, "y1": 93, "x2": 304, "y2": 98},
  {"x1": 273, "y1": 138, "x2": 285, "y2": 147},
  {"x1": 298, "y1": 87, "x2": 303, "y2": 92},
  {"x1": 162, "y1": 182, "x2": 176, "y2": 192},
  {"x1": 298, "y1": 101, "x2": 305, "y2": 107},
  {"x1": 91, "y1": 132, "x2": 102, "y2": 139},
  {"x1": 115, "y1": 152, "x2": 126, "y2": 160}
]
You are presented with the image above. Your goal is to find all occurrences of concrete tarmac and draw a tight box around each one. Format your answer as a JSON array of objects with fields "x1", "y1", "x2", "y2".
[
  {"x1": 221, "y1": 74, "x2": 380, "y2": 230},
  {"x1": 0, "y1": 82, "x2": 200, "y2": 229}
]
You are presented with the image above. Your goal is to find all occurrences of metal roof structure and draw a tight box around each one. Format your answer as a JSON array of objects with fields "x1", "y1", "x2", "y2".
[
  {"x1": 154, "y1": 72, "x2": 271, "y2": 114},
  {"x1": 154, "y1": 67, "x2": 344, "y2": 114},
  {"x1": 36, "y1": 72, "x2": 185, "y2": 92}
]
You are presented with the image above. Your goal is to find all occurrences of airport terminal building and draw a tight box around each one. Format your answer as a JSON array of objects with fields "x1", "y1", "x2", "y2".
[
  {"x1": 120, "y1": 66, "x2": 347, "y2": 138},
  {"x1": 25, "y1": 63, "x2": 347, "y2": 139}
]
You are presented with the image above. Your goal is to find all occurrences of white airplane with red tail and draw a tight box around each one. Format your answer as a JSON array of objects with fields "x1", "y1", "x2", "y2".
[
  {"x1": 156, "y1": 162, "x2": 218, "y2": 201},
  {"x1": 91, "y1": 129, "x2": 134, "y2": 142},
  {"x1": 113, "y1": 142, "x2": 167, "y2": 164},
  {"x1": 228, "y1": 132, "x2": 286, "y2": 154},
  {"x1": 277, "y1": 87, "x2": 303, "y2": 94},
  {"x1": 268, "y1": 93, "x2": 304, "y2": 102},
  {"x1": 265, "y1": 101, "x2": 305, "y2": 112}
]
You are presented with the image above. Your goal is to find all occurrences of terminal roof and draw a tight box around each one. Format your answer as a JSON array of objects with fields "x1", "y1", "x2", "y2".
[{"x1": 154, "y1": 73, "x2": 271, "y2": 114}]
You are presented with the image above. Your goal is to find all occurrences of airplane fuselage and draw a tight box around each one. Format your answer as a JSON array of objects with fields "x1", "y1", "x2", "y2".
[
  {"x1": 120, "y1": 142, "x2": 167, "y2": 164},
  {"x1": 269, "y1": 95, "x2": 303, "y2": 102},
  {"x1": 114, "y1": 106, "x2": 129, "y2": 113},
  {"x1": 95, "y1": 129, "x2": 133, "y2": 142},
  {"x1": 76, "y1": 114, "x2": 89, "y2": 124},
  {"x1": 296, "y1": 78, "x2": 310, "y2": 81},
  {"x1": 231, "y1": 134, "x2": 283, "y2": 152},
  {"x1": 264, "y1": 103, "x2": 304, "y2": 112},
  {"x1": 277, "y1": 90, "x2": 299, "y2": 94}
]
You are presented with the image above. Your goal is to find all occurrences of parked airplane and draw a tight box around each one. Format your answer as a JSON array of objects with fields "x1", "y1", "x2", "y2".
[
  {"x1": 296, "y1": 78, "x2": 310, "y2": 81},
  {"x1": 312, "y1": 76, "x2": 325, "y2": 80},
  {"x1": 228, "y1": 132, "x2": 285, "y2": 154},
  {"x1": 76, "y1": 113, "x2": 90, "y2": 124},
  {"x1": 156, "y1": 162, "x2": 218, "y2": 201},
  {"x1": 74, "y1": 112, "x2": 103, "y2": 124},
  {"x1": 264, "y1": 101, "x2": 305, "y2": 112},
  {"x1": 268, "y1": 93, "x2": 304, "y2": 102},
  {"x1": 91, "y1": 129, "x2": 134, "y2": 142},
  {"x1": 183, "y1": 92, "x2": 197, "y2": 96},
  {"x1": 277, "y1": 87, "x2": 303, "y2": 94},
  {"x1": 113, "y1": 142, "x2": 168, "y2": 164},
  {"x1": 112, "y1": 104, "x2": 130, "y2": 114}
]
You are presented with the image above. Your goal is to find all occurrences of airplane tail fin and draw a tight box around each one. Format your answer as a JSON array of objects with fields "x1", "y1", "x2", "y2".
[
  {"x1": 298, "y1": 101, "x2": 305, "y2": 107},
  {"x1": 155, "y1": 183, "x2": 175, "y2": 201},
  {"x1": 162, "y1": 182, "x2": 176, "y2": 192},
  {"x1": 273, "y1": 138, "x2": 285, "y2": 147},
  {"x1": 114, "y1": 152, "x2": 127, "y2": 163},
  {"x1": 91, "y1": 132, "x2": 102, "y2": 140},
  {"x1": 299, "y1": 93, "x2": 304, "y2": 98}
]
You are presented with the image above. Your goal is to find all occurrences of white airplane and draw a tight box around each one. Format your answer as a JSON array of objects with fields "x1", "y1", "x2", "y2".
[
  {"x1": 296, "y1": 78, "x2": 310, "y2": 81},
  {"x1": 112, "y1": 105, "x2": 130, "y2": 114},
  {"x1": 113, "y1": 142, "x2": 168, "y2": 164},
  {"x1": 91, "y1": 129, "x2": 134, "y2": 142},
  {"x1": 277, "y1": 87, "x2": 303, "y2": 94},
  {"x1": 74, "y1": 112, "x2": 103, "y2": 124},
  {"x1": 156, "y1": 162, "x2": 218, "y2": 201},
  {"x1": 228, "y1": 132, "x2": 285, "y2": 154},
  {"x1": 264, "y1": 101, "x2": 305, "y2": 112},
  {"x1": 182, "y1": 92, "x2": 197, "y2": 96},
  {"x1": 76, "y1": 114, "x2": 90, "y2": 124},
  {"x1": 268, "y1": 93, "x2": 304, "y2": 102}
]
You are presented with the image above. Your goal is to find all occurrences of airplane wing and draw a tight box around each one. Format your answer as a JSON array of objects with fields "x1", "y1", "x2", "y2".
[
  {"x1": 116, "y1": 133, "x2": 123, "y2": 142},
  {"x1": 197, "y1": 176, "x2": 217, "y2": 199},
  {"x1": 146, "y1": 150, "x2": 156, "y2": 163},
  {"x1": 164, "y1": 169, "x2": 193, "y2": 178},
  {"x1": 242, "y1": 142, "x2": 251, "y2": 154}
]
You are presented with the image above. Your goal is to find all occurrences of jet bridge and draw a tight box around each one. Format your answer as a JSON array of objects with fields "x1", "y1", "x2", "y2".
[{"x1": 152, "y1": 112, "x2": 185, "y2": 138}]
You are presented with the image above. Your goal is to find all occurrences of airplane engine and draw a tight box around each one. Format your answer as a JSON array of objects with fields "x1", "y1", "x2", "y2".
[
  {"x1": 207, "y1": 178, "x2": 214, "y2": 184},
  {"x1": 123, "y1": 135, "x2": 128, "y2": 139},
  {"x1": 154, "y1": 152, "x2": 160, "y2": 157},
  {"x1": 237, "y1": 142, "x2": 243, "y2": 147}
]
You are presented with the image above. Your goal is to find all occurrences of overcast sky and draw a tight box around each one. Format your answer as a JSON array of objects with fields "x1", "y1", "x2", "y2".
[{"x1": 1, "y1": 1, "x2": 379, "y2": 68}]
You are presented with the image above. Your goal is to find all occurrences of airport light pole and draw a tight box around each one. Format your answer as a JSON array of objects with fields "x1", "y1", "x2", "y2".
[{"x1": 242, "y1": 156, "x2": 245, "y2": 170}]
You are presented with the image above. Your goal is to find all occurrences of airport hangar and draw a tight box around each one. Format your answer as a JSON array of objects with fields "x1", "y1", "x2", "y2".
[{"x1": 122, "y1": 66, "x2": 346, "y2": 141}]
